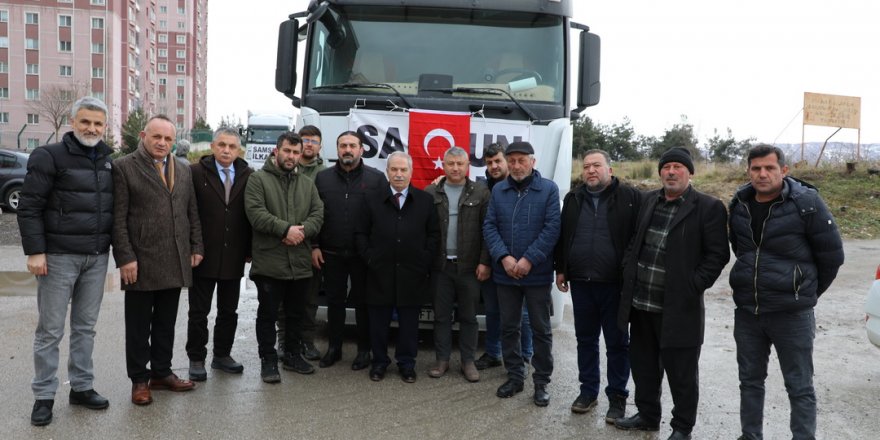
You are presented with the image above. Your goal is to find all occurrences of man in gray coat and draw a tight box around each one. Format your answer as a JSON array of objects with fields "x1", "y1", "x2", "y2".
[{"x1": 112, "y1": 115, "x2": 204, "y2": 406}]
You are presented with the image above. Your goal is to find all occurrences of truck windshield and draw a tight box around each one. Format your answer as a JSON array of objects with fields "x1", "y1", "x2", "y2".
[
  {"x1": 247, "y1": 127, "x2": 287, "y2": 144},
  {"x1": 306, "y1": 5, "x2": 565, "y2": 104}
]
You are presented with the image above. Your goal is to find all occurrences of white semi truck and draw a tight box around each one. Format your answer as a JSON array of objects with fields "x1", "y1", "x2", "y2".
[
  {"x1": 245, "y1": 113, "x2": 293, "y2": 170},
  {"x1": 274, "y1": 0, "x2": 601, "y2": 328}
]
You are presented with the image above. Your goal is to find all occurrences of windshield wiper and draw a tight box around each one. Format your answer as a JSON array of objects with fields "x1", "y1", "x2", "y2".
[
  {"x1": 314, "y1": 83, "x2": 415, "y2": 109},
  {"x1": 422, "y1": 87, "x2": 539, "y2": 121}
]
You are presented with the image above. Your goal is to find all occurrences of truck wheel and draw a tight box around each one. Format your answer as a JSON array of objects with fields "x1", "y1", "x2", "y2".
[{"x1": 4, "y1": 185, "x2": 21, "y2": 213}]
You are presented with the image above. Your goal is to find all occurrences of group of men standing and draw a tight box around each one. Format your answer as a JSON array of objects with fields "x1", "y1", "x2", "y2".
[{"x1": 18, "y1": 96, "x2": 845, "y2": 440}]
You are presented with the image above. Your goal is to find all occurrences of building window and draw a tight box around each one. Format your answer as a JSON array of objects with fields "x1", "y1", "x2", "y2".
[
  {"x1": 91, "y1": 42, "x2": 104, "y2": 54},
  {"x1": 92, "y1": 91, "x2": 104, "y2": 100},
  {"x1": 59, "y1": 65, "x2": 72, "y2": 76},
  {"x1": 58, "y1": 15, "x2": 72, "y2": 27},
  {"x1": 26, "y1": 12, "x2": 39, "y2": 25},
  {"x1": 176, "y1": 64, "x2": 185, "y2": 73},
  {"x1": 177, "y1": 92, "x2": 184, "y2": 100},
  {"x1": 26, "y1": 64, "x2": 40, "y2": 75},
  {"x1": 158, "y1": 63, "x2": 167, "y2": 72},
  {"x1": 177, "y1": 21, "x2": 185, "y2": 30},
  {"x1": 26, "y1": 89, "x2": 40, "y2": 100},
  {"x1": 90, "y1": 0, "x2": 106, "y2": 5},
  {"x1": 91, "y1": 17, "x2": 104, "y2": 29},
  {"x1": 178, "y1": 7, "x2": 185, "y2": 14},
  {"x1": 26, "y1": 38, "x2": 39, "y2": 50},
  {"x1": 27, "y1": 114, "x2": 40, "y2": 124},
  {"x1": 0, "y1": 62, "x2": 6, "y2": 73},
  {"x1": 158, "y1": 92, "x2": 166, "y2": 99},
  {"x1": 158, "y1": 34, "x2": 168, "y2": 43},
  {"x1": 159, "y1": 78, "x2": 167, "y2": 86},
  {"x1": 92, "y1": 67, "x2": 104, "y2": 78},
  {"x1": 177, "y1": 107, "x2": 185, "y2": 115},
  {"x1": 0, "y1": 37, "x2": 7, "y2": 48},
  {"x1": 59, "y1": 40, "x2": 72, "y2": 52},
  {"x1": 176, "y1": 35, "x2": 186, "y2": 44},
  {"x1": 0, "y1": 11, "x2": 8, "y2": 23},
  {"x1": 176, "y1": 78, "x2": 185, "y2": 87},
  {"x1": 160, "y1": 6, "x2": 168, "y2": 13},
  {"x1": 0, "y1": 88, "x2": 8, "y2": 99},
  {"x1": 159, "y1": 48, "x2": 167, "y2": 57},
  {"x1": 0, "y1": 112, "x2": 8, "y2": 124},
  {"x1": 176, "y1": 49, "x2": 185, "y2": 58},
  {"x1": 28, "y1": 138, "x2": 41, "y2": 149},
  {"x1": 159, "y1": 20, "x2": 167, "y2": 29}
]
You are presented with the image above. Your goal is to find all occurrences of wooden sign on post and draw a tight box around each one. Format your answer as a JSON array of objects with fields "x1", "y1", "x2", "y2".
[{"x1": 802, "y1": 92, "x2": 861, "y2": 162}]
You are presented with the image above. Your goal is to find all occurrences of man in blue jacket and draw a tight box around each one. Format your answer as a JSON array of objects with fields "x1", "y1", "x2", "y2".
[
  {"x1": 728, "y1": 144, "x2": 844, "y2": 440},
  {"x1": 483, "y1": 141, "x2": 560, "y2": 407}
]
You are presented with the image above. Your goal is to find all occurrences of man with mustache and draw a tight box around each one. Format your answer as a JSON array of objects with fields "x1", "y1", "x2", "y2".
[
  {"x1": 19, "y1": 97, "x2": 114, "y2": 426},
  {"x1": 312, "y1": 131, "x2": 386, "y2": 370},
  {"x1": 615, "y1": 147, "x2": 730, "y2": 440},
  {"x1": 245, "y1": 132, "x2": 324, "y2": 383}
]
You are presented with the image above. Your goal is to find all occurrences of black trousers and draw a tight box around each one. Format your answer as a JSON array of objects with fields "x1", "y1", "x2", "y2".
[
  {"x1": 369, "y1": 305, "x2": 419, "y2": 370},
  {"x1": 186, "y1": 276, "x2": 241, "y2": 361},
  {"x1": 254, "y1": 275, "x2": 310, "y2": 358},
  {"x1": 323, "y1": 252, "x2": 370, "y2": 351},
  {"x1": 629, "y1": 307, "x2": 702, "y2": 434},
  {"x1": 125, "y1": 288, "x2": 182, "y2": 383}
]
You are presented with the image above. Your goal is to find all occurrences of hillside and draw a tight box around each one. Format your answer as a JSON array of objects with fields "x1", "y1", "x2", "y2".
[{"x1": 576, "y1": 160, "x2": 880, "y2": 239}]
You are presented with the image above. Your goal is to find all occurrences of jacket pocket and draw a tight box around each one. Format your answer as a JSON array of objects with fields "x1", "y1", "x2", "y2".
[{"x1": 792, "y1": 264, "x2": 804, "y2": 300}]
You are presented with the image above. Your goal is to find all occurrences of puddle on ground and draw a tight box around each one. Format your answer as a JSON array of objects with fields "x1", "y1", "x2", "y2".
[{"x1": 0, "y1": 272, "x2": 120, "y2": 296}]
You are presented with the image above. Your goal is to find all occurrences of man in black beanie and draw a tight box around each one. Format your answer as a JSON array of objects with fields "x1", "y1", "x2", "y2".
[{"x1": 614, "y1": 147, "x2": 730, "y2": 440}]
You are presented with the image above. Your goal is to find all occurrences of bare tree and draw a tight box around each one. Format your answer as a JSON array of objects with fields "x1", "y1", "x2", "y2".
[{"x1": 27, "y1": 82, "x2": 89, "y2": 141}]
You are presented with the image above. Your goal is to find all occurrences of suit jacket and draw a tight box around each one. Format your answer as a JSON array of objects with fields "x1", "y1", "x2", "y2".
[
  {"x1": 191, "y1": 155, "x2": 253, "y2": 280},
  {"x1": 618, "y1": 186, "x2": 730, "y2": 348},
  {"x1": 112, "y1": 146, "x2": 204, "y2": 291},
  {"x1": 356, "y1": 185, "x2": 440, "y2": 307}
]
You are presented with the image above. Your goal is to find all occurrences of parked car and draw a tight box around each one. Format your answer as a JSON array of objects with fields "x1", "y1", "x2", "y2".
[
  {"x1": 0, "y1": 148, "x2": 29, "y2": 213},
  {"x1": 865, "y1": 264, "x2": 880, "y2": 348}
]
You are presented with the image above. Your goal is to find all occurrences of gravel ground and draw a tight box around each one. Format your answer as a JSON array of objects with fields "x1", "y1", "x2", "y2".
[{"x1": 0, "y1": 212, "x2": 20, "y2": 247}]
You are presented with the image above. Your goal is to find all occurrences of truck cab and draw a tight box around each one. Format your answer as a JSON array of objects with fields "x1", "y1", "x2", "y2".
[{"x1": 245, "y1": 113, "x2": 293, "y2": 170}]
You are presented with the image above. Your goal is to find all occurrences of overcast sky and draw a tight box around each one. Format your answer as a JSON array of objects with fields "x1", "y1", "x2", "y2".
[{"x1": 206, "y1": 0, "x2": 880, "y2": 144}]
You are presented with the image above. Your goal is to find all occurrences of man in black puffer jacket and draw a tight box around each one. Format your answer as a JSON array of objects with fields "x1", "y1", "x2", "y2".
[
  {"x1": 728, "y1": 144, "x2": 844, "y2": 440},
  {"x1": 18, "y1": 97, "x2": 114, "y2": 426}
]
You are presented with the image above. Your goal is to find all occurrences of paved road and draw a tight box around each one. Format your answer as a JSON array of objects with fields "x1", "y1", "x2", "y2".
[{"x1": 0, "y1": 241, "x2": 878, "y2": 439}]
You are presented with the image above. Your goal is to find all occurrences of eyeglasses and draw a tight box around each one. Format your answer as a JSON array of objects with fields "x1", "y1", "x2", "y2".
[{"x1": 302, "y1": 139, "x2": 321, "y2": 145}]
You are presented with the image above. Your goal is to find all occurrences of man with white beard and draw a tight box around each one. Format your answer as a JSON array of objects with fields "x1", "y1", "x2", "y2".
[{"x1": 18, "y1": 97, "x2": 115, "y2": 426}]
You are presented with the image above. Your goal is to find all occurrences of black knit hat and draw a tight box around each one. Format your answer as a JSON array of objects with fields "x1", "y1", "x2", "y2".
[{"x1": 658, "y1": 147, "x2": 695, "y2": 175}]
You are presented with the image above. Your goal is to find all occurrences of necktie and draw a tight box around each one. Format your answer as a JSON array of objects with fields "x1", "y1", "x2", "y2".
[
  {"x1": 222, "y1": 168, "x2": 232, "y2": 204},
  {"x1": 394, "y1": 192, "x2": 402, "y2": 209},
  {"x1": 154, "y1": 161, "x2": 168, "y2": 188}
]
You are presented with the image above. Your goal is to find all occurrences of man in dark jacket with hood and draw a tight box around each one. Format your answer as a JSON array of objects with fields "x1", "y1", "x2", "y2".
[
  {"x1": 554, "y1": 149, "x2": 642, "y2": 422},
  {"x1": 19, "y1": 97, "x2": 114, "y2": 426},
  {"x1": 728, "y1": 144, "x2": 844, "y2": 440},
  {"x1": 186, "y1": 128, "x2": 253, "y2": 381}
]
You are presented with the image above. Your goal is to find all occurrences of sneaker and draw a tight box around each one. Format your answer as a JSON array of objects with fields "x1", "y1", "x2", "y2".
[
  {"x1": 211, "y1": 356, "x2": 244, "y2": 374},
  {"x1": 301, "y1": 341, "x2": 321, "y2": 361},
  {"x1": 189, "y1": 360, "x2": 207, "y2": 381},
  {"x1": 606, "y1": 394, "x2": 627, "y2": 423},
  {"x1": 570, "y1": 393, "x2": 598, "y2": 414},
  {"x1": 281, "y1": 352, "x2": 315, "y2": 374},
  {"x1": 30, "y1": 400, "x2": 53, "y2": 426},
  {"x1": 261, "y1": 356, "x2": 281, "y2": 383},
  {"x1": 474, "y1": 353, "x2": 502, "y2": 370}
]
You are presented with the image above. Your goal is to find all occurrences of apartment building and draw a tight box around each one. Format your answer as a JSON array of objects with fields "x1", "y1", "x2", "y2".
[{"x1": 0, "y1": 0, "x2": 208, "y2": 150}]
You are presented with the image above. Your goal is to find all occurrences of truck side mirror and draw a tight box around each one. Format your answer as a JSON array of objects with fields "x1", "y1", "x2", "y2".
[
  {"x1": 576, "y1": 31, "x2": 601, "y2": 109},
  {"x1": 275, "y1": 18, "x2": 300, "y2": 100}
]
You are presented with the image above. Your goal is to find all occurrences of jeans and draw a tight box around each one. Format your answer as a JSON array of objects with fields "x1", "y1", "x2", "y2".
[
  {"x1": 497, "y1": 284, "x2": 553, "y2": 385},
  {"x1": 481, "y1": 278, "x2": 533, "y2": 359},
  {"x1": 432, "y1": 261, "x2": 480, "y2": 362},
  {"x1": 735, "y1": 307, "x2": 816, "y2": 440},
  {"x1": 253, "y1": 276, "x2": 310, "y2": 358},
  {"x1": 186, "y1": 277, "x2": 241, "y2": 361},
  {"x1": 570, "y1": 281, "x2": 630, "y2": 399},
  {"x1": 33, "y1": 253, "x2": 108, "y2": 399}
]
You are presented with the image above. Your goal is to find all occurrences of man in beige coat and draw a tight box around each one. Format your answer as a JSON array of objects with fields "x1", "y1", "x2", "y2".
[{"x1": 112, "y1": 115, "x2": 204, "y2": 406}]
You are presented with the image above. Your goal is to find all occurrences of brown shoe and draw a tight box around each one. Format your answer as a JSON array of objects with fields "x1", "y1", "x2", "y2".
[
  {"x1": 427, "y1": 360, "x2": 449, "y2": 378},
  {"x1": 461, "y1": 361, "x2": 480, "y2": 382},
  {"x1": 131, "y1": 382, "x2": 152, "y2": 405},
  {"x1": 149, "y1": 373, "x2": 195, "y2": 392}
]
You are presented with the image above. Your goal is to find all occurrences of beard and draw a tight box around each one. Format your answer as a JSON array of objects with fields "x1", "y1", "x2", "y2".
[{"x1": 74, "y1": 131, "x2": 101, "y2": 147}]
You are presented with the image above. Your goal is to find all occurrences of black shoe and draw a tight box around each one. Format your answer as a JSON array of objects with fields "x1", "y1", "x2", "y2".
[
  {"x1": 533, "y1": 384, "x2": 550, "y2": 407},
  {"x1": 260, "y1": 356, "x2": 281, "y2": 384},
  {"x1": 474, "y1": 353, "x2": 502, "y2": 370},
  {"x1": 400, "y1": 367, "x2": 416, "y2": 383},
  {"x1": 606, "y1": 394, "x2": 627, "y2": 423},
  {"x1": 301, "y1": 341, "x2": 321, "y2": 361},
  {"x1": 211, "y1": 356, "x2": 244, "y2": 374},
  {"x1": 69, "y1": 389, "x2": 109, "y2": 410},
  {"x1": 351, "y1": 351, "x2": 372, "y2": 371},
  {"x1": 319, "y1": 346, "x2": 342, "y2": 368},
  {"x1": 614, "y1": 413, "x2": 660, "y2": 432},
  {"x1": 282, "y1": 352, "x2": 315, "y2": 374},
  {"x1": 496, "y1": 379, "x2": 524, "y2": 398},
  {"x1": 369, "y1": 365, "x2": 386, "y2": 382},
  {"x1": 668, "y1": 430, "x2": 692, "y2": 440},
  {"x1": 570, "y1": 392, "x2": 597, "y2": 414},
  {"x1": 189, "y1": 360, "x2": 207, "y2": 381},
  {"x1": 30, "y1": 400, "x2": 53, "y2": 426}
]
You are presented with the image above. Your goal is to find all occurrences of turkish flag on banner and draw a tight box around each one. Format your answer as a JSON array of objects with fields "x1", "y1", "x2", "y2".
[{"x1": 407, "y1": 110, "x2": 471, "y2": 189}]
